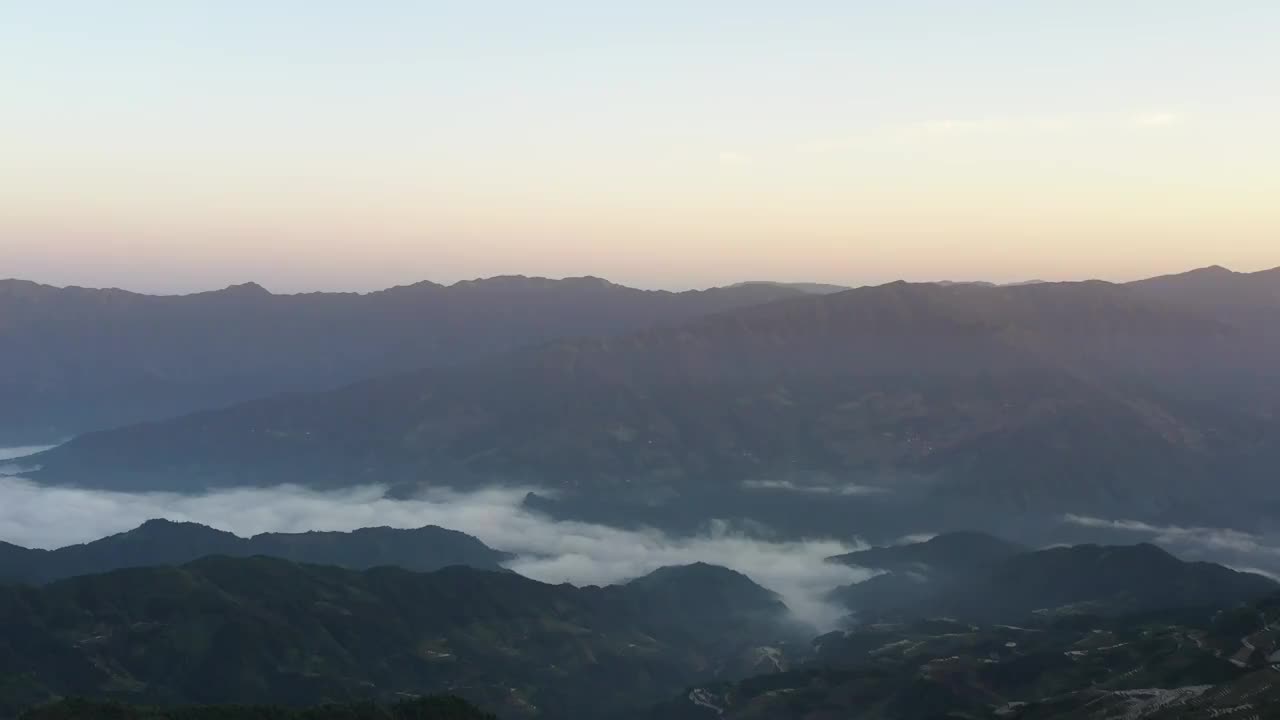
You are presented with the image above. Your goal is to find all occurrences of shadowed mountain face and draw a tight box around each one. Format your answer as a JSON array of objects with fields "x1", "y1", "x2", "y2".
[
  {"x1": 1128, "y1": 265, "x2": 1280, "y2": 331},
  {"x1": 634, "y1": 547, "x2": 1280, "y2": 720},
  {"x1": 0, "y1": 519, "x2": 512, "y2": 585},
  {"x1": 0, "y1": 276, "x2": 806, "y2": 444},
  {"x1": 24, "y1": 278, "x2": 1280, "y2": 529},
  {"x1": 828, "y1": 534, "x2": 1279, "y2": 623},
  {"x1": 636, "y1": 599, "x2": 1280, "y2": 720},
  {"x1": 2, "y1": 542, "x2": 1276, "y2": 720},
  {"x1": 0, "y1": 558, "x2": 797, "y2": 719},
  {"x1": 625, "y1": 562, "x2": 788, "y2": 627}
]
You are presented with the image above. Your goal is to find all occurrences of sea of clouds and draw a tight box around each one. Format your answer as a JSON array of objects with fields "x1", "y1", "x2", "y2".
[{"x1": 0, "y1": 446, "x2": 874, "y2": 630}]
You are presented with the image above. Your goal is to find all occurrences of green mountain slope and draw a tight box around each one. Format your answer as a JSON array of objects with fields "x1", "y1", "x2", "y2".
[
  {"x1": 635, "y1": 594, "x2": 1280, "y2": 720},
  {"x1": 0, "y1": 558, "x2": 798, "y2": 719}
]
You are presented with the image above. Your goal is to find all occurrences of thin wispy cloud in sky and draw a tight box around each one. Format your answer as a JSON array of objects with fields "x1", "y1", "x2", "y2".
[
  {"x1": 1131, "y1": 111, "x2": 1181, "y2": 127},
  {"x1": 741, "y1": 479, "x2": 888, "y2": 496},
  {"x1": 798, "y1": 111, "x2": 1189, "y2": 154}
]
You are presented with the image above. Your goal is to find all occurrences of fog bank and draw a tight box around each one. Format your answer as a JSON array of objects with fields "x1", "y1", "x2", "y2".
[
  {"x1": 0, "y1": 444, "x2": 56, "y2": 474},
  {"x1": 0, "y1": 460, "x2": 873, "y2": 630}
]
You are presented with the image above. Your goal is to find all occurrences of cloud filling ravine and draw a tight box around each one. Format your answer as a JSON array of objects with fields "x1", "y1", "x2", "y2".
[{"x1": 0, "y1": 466, "x2": 873, "y2": 631}]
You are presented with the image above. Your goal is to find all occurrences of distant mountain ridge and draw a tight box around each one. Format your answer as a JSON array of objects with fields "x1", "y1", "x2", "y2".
[
  {"x1": 0, "y1": 275, "x2": 808, "y2": 444},
  {"x1": 1127, "y1": 264, "x2": 1280, "y2": 340},
  {"x1": 24, "y1": 274, "x2": 1280, "y2": 533},
  {"x1": 0, "y1": 519, "x2": 511, "y2": 584},
  {"x1": 9, "y1": 265, "x2": 1276, "y2": 447}
]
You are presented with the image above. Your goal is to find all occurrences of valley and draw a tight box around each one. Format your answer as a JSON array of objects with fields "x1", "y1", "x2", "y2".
[{"x1": 5, "y1": 267, "x2": 1280, "y2": 719}]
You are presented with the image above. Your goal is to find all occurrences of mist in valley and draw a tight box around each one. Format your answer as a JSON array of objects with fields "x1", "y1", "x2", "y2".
[{"x1": 0, "y1": 449, "x2": 875, "y2": 631}]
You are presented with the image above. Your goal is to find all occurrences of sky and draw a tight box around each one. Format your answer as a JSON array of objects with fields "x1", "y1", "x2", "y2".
[{"x1": 3, "y1": 1, "x2": 1279, "y2": 293}]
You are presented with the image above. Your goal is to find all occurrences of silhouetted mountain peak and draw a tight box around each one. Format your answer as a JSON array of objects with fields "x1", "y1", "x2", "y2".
[
  {"x1": 731, "y1": 280, "x2": 851, "y2": 295},
  {"x1": 450, "y1": 275, "x2": 618, "y2": 292},
  {"x1": 136, "y1": 517, "x2": 196, "y2": 529},
  {"x1": 215, "y1": 281, "x2": 272, "y2": 297},
  {"x1": 377, "y1": 279, "x2": 446, "y2": 294},
  {"x1": 108, "y1": 518, "x2": 234, "y2": 543},
  {"x1": 0, "y1": 278, "x2": 48, "y2": 295},
  {"x1": 633, "y1": 561, "x2": 749, "y2": 583},
  {"x1": 629, "y1": 563, "x2": 783, "y2": 609},
  {"x1": 132, "y1": 517, "x2": 220, "y2": 534}
]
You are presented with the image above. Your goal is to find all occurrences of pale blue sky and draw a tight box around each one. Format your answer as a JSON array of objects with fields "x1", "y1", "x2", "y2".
[{"x1": 4, "y1": 2, "x2": 1279, "y2": 291}]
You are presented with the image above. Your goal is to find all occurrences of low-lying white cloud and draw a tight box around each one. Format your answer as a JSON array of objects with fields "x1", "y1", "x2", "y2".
[
  {"x1": 1062, "y1": 514, "x2": 1280, "y2": 558},
  {"x1": 799, "y1": 110, "x2": 1186, "y2": 154},
  {"x1": 0, "y1": 463, "x2": 873, "y2": 631},
  {"x1": 892, "y1": 532, "x2": 937, "y2": 545},
  {"x1": 1062, "y1": 515, "x2": 1280, "y2": 583},
  {"x1": 1230, "y1": 566, "x2": 1280, "y2": 583},
  {"x1": 0, "y1": 444, "x2": 55, "y2": 472},
  {"x1": 1130, "y1": 111, "x2": 1180, "y2": 127},
  {"x1": 742, "y1": 479, "x2": 887, "y2": 496}
]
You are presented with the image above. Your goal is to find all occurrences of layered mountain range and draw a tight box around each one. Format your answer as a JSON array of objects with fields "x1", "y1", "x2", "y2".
[
  {"x1": 0, "y1": 276, "x2": 806, "y2": 445},
  {"x1": 15, "y1": 266, "x2": 1280, "y2": 534}
]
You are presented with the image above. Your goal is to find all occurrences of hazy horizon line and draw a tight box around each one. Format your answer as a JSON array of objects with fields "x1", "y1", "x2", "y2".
[{"x1": 5, "y1": 261, "x2": 1277, "y2": 298}]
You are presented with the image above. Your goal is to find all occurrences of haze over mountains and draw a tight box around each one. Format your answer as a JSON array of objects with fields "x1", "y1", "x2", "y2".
[
  {"x1": 14, "y1": 265, "x2": 1280, "y2": 542},
  {"x1": 9, "y1": 265, "x2": 1276, "y2": 447},
  {"x1": 0, "y1": 276, "x2": 805, "y2": 445}
]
